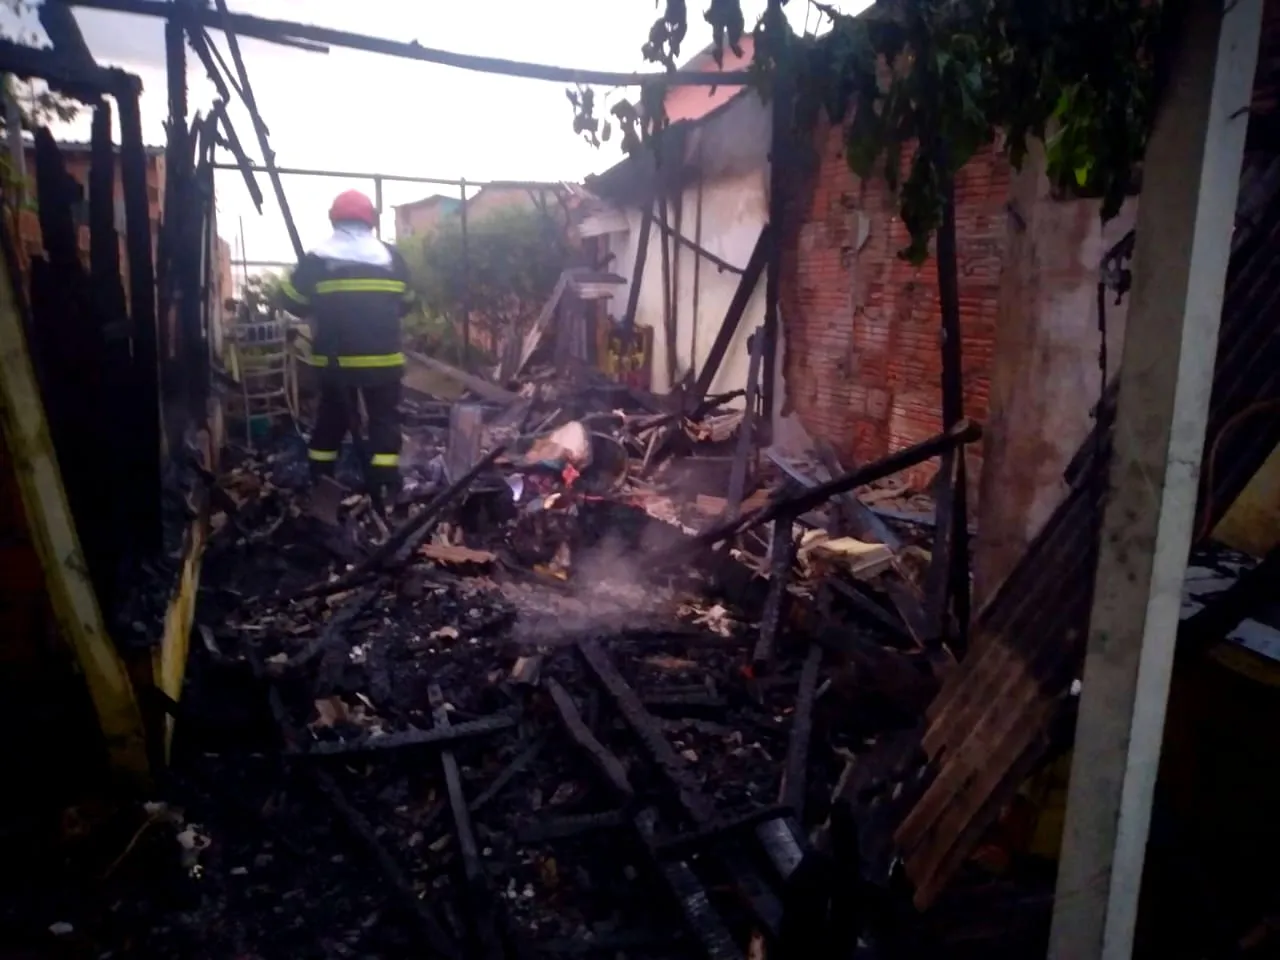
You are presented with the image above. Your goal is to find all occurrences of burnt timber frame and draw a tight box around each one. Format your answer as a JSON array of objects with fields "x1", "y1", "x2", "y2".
[
  {"x1": 0, "y1": 10, "x2": 231, "y2": 778},
  {"x1": 63, "y1": 0, "x2": 753, "y2": 88}
]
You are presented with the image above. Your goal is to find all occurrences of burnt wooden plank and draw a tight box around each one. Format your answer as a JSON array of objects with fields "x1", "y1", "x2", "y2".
[
  {"x1": 690, "y1": 420, "x2": 983, "y2": 552},
  {"x1": 576, "y1": 638, "x2": 713, "y2": 823},
  {"x1": 779, "y1": 645, "x2": 822, "y2": 819},
  {"x1": 620, "y1": 199, "x2": 653, "y2": 348},
  {"x1": 546, "y1": 678, "x2": 634, "y2": 801},
  {"x1": 753, "y1": 505, "x2": 796, "y2": 673},
  {"x1": 726, "y1": 327, "x2": 764, "y2": 518},
  {"x1": 516, "y1": 810, "x2": 631, "y2": 844},
  {"x1": 634, "y1": 807, "x2": 744, "y2": 960},
  {"x1": 577, "y1": 639, "x2": 784, "y2": 941},
  {"x1": 117, "y1": 78, "x2": 163, "y2": 555},
  {"x1": 470, "y1": 734, "x2": 547, "y2": 815},
  {"x1": 300, "y1": 713, "x2": 515, "y2": 757},
  {"x1": 692, "y1": 226, "x2": 771, "y2": 403}
]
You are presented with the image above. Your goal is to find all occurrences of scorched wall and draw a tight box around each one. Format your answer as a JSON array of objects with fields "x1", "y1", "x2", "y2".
[{"x1": 781, "y1": 120, "x2": 1009, "y2": 489}]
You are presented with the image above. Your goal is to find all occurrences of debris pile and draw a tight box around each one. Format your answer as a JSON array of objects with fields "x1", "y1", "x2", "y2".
[{"x1": 35, "y1": 361, "x2": 1049, "y2": 960}]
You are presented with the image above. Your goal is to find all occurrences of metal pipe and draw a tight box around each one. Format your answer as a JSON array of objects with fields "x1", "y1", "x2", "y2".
[
  {"x1": 209, "y1": 160, "x2": 570, "y2": 191},
  {"x1": 459, "y1": 179, "x2": 470, "y2": 368}
]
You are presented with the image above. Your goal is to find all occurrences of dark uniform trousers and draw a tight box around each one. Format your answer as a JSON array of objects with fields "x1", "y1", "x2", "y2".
[
  {"x1": 277, "y1": 237, "x2": 414, "y2": 494},
  {"x1": 308, "y1": 370, "x2": 403, "y2": 491}
]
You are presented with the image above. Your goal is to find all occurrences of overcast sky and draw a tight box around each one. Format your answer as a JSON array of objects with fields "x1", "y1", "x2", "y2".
[{"x1": 10, "y1": 0, "x2": 865, "y2": 267}]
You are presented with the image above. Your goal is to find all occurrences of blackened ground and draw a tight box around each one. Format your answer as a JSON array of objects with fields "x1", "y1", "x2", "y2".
[{"x1": 0, "y1": 426, "x2": 1055, "y2": 960}]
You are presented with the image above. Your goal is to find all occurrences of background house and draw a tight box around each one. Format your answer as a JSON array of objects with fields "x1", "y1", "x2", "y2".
[
  {"x1": 580, "y1": 36, "x2": 780, "y2": 422},
  {"x1": 393, "y1": 182, "x2": 576, "y2": 241},
  {"x1": 394, "y1": 193, "x2": 460, "y2": 240}
]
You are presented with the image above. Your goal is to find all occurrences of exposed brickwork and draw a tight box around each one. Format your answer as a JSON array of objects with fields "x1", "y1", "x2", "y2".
[{"x1": 781, "y1": 118, "x2": 1010, "y2": 491}]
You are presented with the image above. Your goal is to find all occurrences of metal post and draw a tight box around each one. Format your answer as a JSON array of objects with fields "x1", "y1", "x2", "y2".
[
  {"x1": 373, "y1": 175, "x2": 383, "y2": 239},
  {"x1": 1048, "y1": 1, "x2": 1262, "y2": 957},
  {"x1": 459, "y1": 178, "x2": 470, "y2": 369}
]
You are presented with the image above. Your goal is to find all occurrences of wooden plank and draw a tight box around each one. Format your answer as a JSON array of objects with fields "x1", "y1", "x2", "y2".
[
  {"x1": 0, "y1": 228, "x2": 149, "y2": 782},
  {"x1": 405, "y1": 349, "x2": 518, "y2": 404},
  {"x1": 692, "y1": 225, "x2": 770, "y2": 403},
  {"x1": 509, "y1": 268, "x2": 571, "y2": 379},
  {"x1": 726, "y1": 327, "x2": 764, "y2": 517},
  {"x1": 546, "y1": 678, "x2": 634, "y2": 800}
]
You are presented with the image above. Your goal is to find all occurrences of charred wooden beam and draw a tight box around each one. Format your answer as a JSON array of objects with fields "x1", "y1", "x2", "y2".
[
  {"x1": 653, "y1": 805, "x2": 795, "y2": 860},
  {"x1": 312, "y1": 769, "x2": 463, "y2": 960},
  {"x1": 188, "y1": 27, "x2": 263, "y2": 210},
  {"x1": 66, "y1": 0, "x2": 753, "y2": 87},
  {"x1": 577, "y1": 638, "x2": 713, "y2": 823},
  {"x1": 726, "y1": 328, "x2": 764, "y2": 519},
  {"x1": 620, "y1": 199, "x2": 654, "y2": 350},
  {"x1": 471, "y1": 734, "x2": 548, "y2": 815},
  {"x1": 294, "y1": 444, "x2": 506, "y2": 598},
  {"x1": 577, "y1": 639, "x2": 784, "y2": 941},
  {"x1": 209, "y1": 0, "x2": 303, "y2": 259},
  {"x1": 772, "y1": 445, "x2": 931, "y2": 643},
  {"x1": 924, "y1": 173, "x2": 971, "y2": 652},
  {"x1": 689, "y1": 419, "x2": 983, "y2": 552},
  {"x1": 246, "y1": 651, "x2": 461, "y2": 959},
  {"x1": 0, "y1": 37, "x2": 119, "y2": 101},
  {"x1": 300, "y1": 712, "x2": 516, "y2": 757},
  {"x1": 516, "y1": 810, "x2": 631, "y2": 844},
  {"x1": 634, "y1": 808, "x2": 745, "y2": 960},
  {"x1": 546, "y1": 678, "x2": 635, "y2": 801},
  {"x1": 87, "y1": 99, "x2": 129, "y2": 434},
  {"x1": 760, "y1": 23, "x2": 788, "y2": 440},
  {"x1": 657, "y1": 187, "x2": 677, "y2": 390},
  {"x1": 692, "y1": 226, "x2": 771, "y2": 404},
  {"x1": 779, "y1": 646, "x2": 822, "y2": 820},
  {"x1": 426, "y1": 683, "x2": 500, "y2": 960},
  {"x1": 38, "y1": 0, "x2": 95, "y2": 67},
  {"x1": 115, "y1": 77, "x2": 164, "y2": 555},
  {"x1": 752, "y1": 497, "x2": 797, "y2": 673}
]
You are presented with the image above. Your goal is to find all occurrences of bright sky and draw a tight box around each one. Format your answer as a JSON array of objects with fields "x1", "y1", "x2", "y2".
[{"x1": 12, "y1": 0, "x2": 865, "y2": 268}]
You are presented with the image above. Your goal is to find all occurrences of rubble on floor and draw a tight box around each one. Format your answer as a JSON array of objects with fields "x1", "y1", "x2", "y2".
[{"x1": 2, "y1": 365, "x2": 1046, "y2": 960}]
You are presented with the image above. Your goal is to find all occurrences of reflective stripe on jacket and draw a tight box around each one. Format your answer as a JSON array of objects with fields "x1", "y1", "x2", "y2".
[{"x1": 278, "y1": 227, "x2": 414, "y2": 370}]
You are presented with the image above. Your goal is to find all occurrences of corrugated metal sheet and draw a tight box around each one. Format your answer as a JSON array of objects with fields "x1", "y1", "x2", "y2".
[{"x1": 879, "y1": 19, "x2": 1280, "y2": 909}]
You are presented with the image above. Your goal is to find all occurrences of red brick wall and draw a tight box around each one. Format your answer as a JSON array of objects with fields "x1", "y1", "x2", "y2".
[{"x1": 781, "y1": 118, "x2": 1009, "y2": 490}]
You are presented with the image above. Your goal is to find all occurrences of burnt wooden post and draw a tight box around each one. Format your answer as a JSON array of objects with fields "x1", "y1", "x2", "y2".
[
  {"x1": 212, "y1": 0, "x2": 304, "y2": 260},
  {"x1": 726, "y1": 327, "x2": 764, "y2": 516},
  {"x1": 760, "y1": 0, "x2": 789, "y2": 441},
  {"x1": 753, "y1": 480, "x2": 800, "y2": 674},
  {"x1": 620, "y1": 197, "x2": 654, "y2": 360},
  {"x1": 692, "y1": 225, "x2": 770, "y2": 404},
  {"x1": 923, "y1": 159, "x2": 971, "y2": 652},
  {"x1": 117, "y1": 76, "x2": 164, "y2": 555},
  {"x1": 161, "y1": 10, "x2": 191, "y2": 421},
  {"x1": 657, "y1": 185, "x2": 676, "y2": 389}
]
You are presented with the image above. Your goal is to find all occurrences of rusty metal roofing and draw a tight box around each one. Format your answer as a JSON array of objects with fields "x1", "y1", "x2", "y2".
[{"x1": 878, "y1": 51, "x2": 1280, "y2": 909}]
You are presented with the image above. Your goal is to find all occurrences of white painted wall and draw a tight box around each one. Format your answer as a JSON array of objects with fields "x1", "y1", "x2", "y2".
[{"x1": 602, "y1": 165, "x2": 769, "y2": 400}]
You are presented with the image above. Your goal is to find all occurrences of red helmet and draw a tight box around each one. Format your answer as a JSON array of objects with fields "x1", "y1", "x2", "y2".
[{"x1": 329, "y1": 189, "x2": 377, "y2": 227}]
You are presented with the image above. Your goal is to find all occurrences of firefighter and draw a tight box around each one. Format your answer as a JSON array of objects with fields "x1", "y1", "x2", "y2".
[{"x1": 278, "y1": 189, "x2": 413, "y2": 501}]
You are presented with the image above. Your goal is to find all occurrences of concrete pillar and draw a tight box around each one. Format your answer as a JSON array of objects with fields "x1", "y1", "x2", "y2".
[{"x1": 1047, "y1": 1, "x2": 1263, "y2": 958}]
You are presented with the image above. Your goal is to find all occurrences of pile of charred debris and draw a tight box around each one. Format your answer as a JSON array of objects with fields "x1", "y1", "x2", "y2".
[{"x1": 90, "y1": 358, "x2": 1039, "y2": 960}]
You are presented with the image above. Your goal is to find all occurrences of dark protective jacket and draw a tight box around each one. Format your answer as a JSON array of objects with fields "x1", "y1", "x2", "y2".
[{"x1": 278, "y1": 227, "x2": 414, "y2": 377}]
